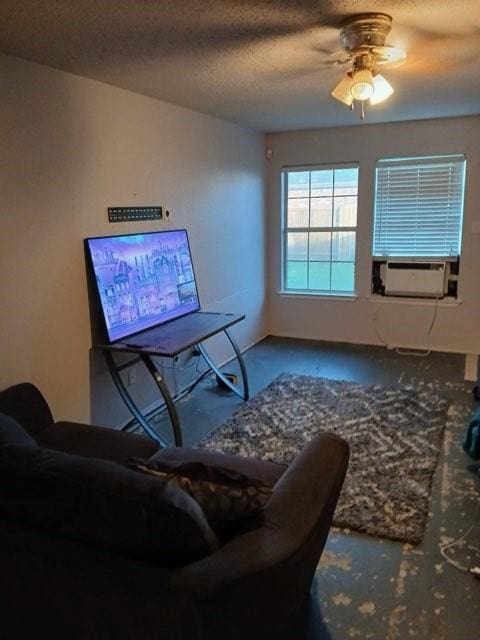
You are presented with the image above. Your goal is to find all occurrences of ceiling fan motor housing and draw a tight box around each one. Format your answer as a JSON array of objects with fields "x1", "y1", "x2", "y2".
[{"x1": 340, "y1": 13, "x2": 392, "y2": 53}]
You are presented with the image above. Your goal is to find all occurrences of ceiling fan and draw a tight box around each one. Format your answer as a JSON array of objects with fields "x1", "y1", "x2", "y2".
[{"x1": 328, "y1": 13, "x2": 406, "y2": 119}]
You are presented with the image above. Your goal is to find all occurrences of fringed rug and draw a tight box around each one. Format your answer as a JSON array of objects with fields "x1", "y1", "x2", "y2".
[{"x1": 197, "y1": 374, "x2": 451, "y2": 544}]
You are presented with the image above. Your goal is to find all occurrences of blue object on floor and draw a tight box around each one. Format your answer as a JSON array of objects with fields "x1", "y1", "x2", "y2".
[{"x1": 464, "y1": 409, "x2": 480, "y2": 460}]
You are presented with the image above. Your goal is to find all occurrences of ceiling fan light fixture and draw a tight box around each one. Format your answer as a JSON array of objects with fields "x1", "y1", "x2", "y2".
[
  {"x1": 328, "y1": 13, "x2": 405, "y2": 118},
  {"x1": 331, "y1": 73, "x2": 354, "y2": 106},
  {"x1": 350, "y1": 68, "x2": 374, "y2": 100},
  {"x1": 370, "y1": 73, "x2": 394, "y2": 105}
]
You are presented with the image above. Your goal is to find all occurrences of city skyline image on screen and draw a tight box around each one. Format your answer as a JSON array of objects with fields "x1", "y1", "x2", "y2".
[{"x1": 86, "y1": 229, "x2": 200, "y2": 342}]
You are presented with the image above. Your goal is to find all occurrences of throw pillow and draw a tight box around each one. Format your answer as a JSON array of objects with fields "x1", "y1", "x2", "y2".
[
  {"x1": 0, "y1": 413, "x2": 37, "y2": 448},
  {"x1": 127, "y1": 458, "x2": 273, "y2": 540},
  {"x1": 0, "y1": 444, "x2": 219, "y2": 567},
  {"x1": 139, "y1": 458, "x2": 275, "y2": 487}
]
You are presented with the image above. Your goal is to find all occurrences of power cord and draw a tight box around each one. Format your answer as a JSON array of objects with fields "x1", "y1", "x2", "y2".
[
  {"x1": 371, "y1": 297, "x2": 440, "y2": 357},
  {"x1": 371, "y1": 310, "x2": 389, "y2": 347},
  {"x1": 441, "y1": 467, "x2": 480, "y2": 576},
  {"x1": 439, "y1": 499, "x2": 480, "y2": 574},
  {"x1": 395, "y1": 299, "x2": 439, "y2": 357}
]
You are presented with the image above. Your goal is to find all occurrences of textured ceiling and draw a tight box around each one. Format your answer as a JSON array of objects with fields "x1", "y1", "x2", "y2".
[{"x1": 1, "y1": 0, "x2": 479, "y2": 131}]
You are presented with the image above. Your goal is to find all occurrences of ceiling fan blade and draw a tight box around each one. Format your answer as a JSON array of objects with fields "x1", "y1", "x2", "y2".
[
  {"x1": 396, "y1": 32, "x2": 480, "y2": 76},
  {"x1": 370, "y1": 46, "x2": 407, "y2": 67},
  {"x1": 314, "y1": 46, "x2": 339, "y2": 56},
  {"x1": 259, "y1": 58, "x2": 346, "y2": 84},
  {"x1": 388, "y1": 20, "x2": 480, "y2": 72},
  {"x1": 254, "y1": 50, "x2": 351, "y2": 84}
]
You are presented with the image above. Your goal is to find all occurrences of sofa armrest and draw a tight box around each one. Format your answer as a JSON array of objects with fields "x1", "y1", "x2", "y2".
[
  {"x1": 36, "y1": 421, "x2": 160, "y2": 464},
  {"x1": 0, "y1": 382, "x2": 54, "y2": 436},
  {"x1": 172, "y1": 433, "x2": 349, "y2": 635},
  {"x1": 264, "y1": 432, "x2": 349, "y2": 536}
]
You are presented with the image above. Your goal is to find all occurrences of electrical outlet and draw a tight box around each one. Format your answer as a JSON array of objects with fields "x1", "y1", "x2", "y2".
[{"x1": 127, "y1": 370, "x2": 136, "y2": 386}]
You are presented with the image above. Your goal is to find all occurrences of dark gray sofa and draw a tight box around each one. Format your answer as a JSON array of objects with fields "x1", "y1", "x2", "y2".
[{"x1": 0, "y1": 382, "x2": 349, "y2": 640}]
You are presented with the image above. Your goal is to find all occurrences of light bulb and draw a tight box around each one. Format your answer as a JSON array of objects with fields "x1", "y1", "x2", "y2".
[{"x1": 350, "y1": 69, "x2": 374, "y2": 101}]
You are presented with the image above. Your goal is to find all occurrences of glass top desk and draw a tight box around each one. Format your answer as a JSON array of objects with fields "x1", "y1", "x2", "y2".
[{"x1": 96, "y1": 312, "x2": 249, "y2": 448}]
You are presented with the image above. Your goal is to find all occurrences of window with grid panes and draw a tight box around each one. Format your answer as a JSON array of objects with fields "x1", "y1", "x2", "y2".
[{"x1": 282, "y1": 165, "x2": 359, "y2": 293}]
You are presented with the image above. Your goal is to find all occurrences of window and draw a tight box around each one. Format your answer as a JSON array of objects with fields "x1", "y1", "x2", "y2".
[
  {"x1": 282, "y1": 165, "x2": 359, "y2": 294},
  {"x1": 373, "y1": 155, "x2": 466, "y2": 259}
]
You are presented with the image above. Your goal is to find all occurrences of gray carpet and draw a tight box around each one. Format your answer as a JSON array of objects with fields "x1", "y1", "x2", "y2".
[{"x1": 197, "y1": 373, "x2": 451, "y2": 544}]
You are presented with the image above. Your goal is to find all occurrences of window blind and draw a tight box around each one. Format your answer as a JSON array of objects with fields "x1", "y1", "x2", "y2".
[{"x1": 373, "y1": 155, "x2": 466, "y2": 258}]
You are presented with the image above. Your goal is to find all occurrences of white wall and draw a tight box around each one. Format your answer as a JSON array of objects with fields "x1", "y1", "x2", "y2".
[
  {"x1": 0, "y1": 53, "x2": 266, "y2": 424},
  {"x1": 267, "y1": 117, "x2": 480, "y2": 356}
]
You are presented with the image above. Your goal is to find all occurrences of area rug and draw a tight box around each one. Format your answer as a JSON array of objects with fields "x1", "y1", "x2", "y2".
[{"x1": 197, "y1": 373, "x2": 451, "y2": 544}]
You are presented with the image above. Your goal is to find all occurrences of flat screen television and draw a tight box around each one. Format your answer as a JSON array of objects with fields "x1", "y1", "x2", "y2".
[{"x1": 85, "y1": 229, "x2": 200, "y2": 343}]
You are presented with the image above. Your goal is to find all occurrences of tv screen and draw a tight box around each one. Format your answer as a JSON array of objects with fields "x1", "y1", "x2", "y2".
[{"x1": 85, "y1": 229, "x2": 200, "y2": 343}]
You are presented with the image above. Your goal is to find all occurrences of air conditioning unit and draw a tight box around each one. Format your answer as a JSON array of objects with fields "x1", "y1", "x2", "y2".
[{"x1": 384, "y1": 261, "x2": 446, "y2": 298}]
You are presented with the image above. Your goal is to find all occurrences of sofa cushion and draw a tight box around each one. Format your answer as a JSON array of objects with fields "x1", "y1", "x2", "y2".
[
  {"x1": 127, "y1": 457, "x2": 273, "y2": 540},
  {"x1": 0, "y1": 444, "x2": 218, "y2": 567},
  {"x1": 0, "y1": 413, "x2": 37, "y2": 448}
]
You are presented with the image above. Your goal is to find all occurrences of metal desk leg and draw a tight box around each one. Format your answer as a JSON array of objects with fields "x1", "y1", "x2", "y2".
[
  {"x1": 140, "y1": 354, "x2": 183, "y2": 447},
  {"x1": 197, "y1": 328, "x2": 249, "y2": 401},
  {"x1": 102, "y1": 350, "x2": 169, "y2": 448}
]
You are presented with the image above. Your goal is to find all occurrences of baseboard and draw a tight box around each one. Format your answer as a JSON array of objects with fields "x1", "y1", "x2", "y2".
[
  {"x1": 268, "y1": 331, "x2": 468, "y2": 356},
  {"x1": 269, "y1": 331, "x2": 479, "y2": 386}
]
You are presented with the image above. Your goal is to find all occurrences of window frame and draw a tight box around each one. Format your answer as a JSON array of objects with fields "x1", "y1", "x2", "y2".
[{"x1": 281, "y1": 163, "x2": 359, "y2": 296}]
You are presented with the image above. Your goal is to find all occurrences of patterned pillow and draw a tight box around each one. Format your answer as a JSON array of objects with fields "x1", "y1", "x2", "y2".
[{"x1": 127, "y1": 458, "x2": 272, "y2": 540}]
